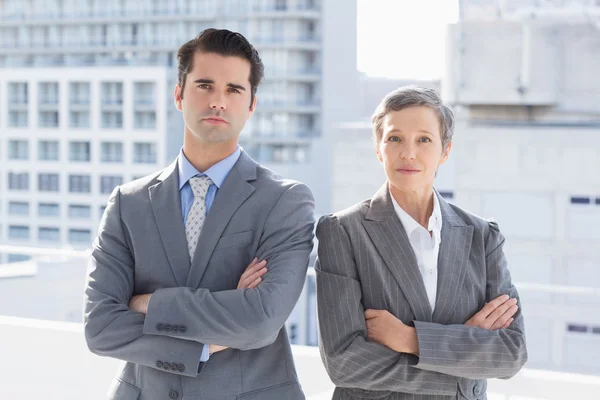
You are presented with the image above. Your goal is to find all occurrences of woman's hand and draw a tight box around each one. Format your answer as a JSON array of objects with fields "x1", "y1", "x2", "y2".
[
  {"x1": 465, "y1": 294, "x2": 518, "y2": 330},
  {"x1": 365, "y1": 309, "x2": 419, "y2": 355}
]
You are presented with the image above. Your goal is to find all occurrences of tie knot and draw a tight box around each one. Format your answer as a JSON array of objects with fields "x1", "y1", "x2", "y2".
[{"x1": 189, "y1": 175, "x2": 213, "y2": 198}]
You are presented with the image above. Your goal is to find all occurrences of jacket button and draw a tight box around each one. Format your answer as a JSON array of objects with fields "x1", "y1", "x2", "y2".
[
  {"x1": 170, "y1": 363, "x2": 177, "y2": 371},
  {"x1": 157, "y1": 323, "x2": 163, "y2": 331},
  {"x1": 163, "y1": 362, "x2": 171, "y2": 370},
  {"x1": 172, "y1": 325, "x2": 179, "y2": 332},
  {"x1": 473, "y1": 385, "x2": 480, "y2": 395},
  {"x1": 164, "y1": 324, "x2": 171, "y2": 331},
  {"x1": 156, "y1": 361, "x2": 163, "y2": 368},
  {"x1": 177, "y1": 364, "x2": 184, "y2": 372},
  {"x1": 169, "y1": 390, "x2": 178, "y2": 399},
  {"x1": 180, "y1": 326, "x2": 187, "y2": 333}
]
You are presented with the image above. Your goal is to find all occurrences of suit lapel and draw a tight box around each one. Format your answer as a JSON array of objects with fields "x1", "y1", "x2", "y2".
[
  {"x1": 362, "y1": 184, "x2": 433, "y2": 322},
  {"x1": 432, "y1": 191, "x2": 474, "y2": 324},
  {"x1": 185, "y1": 152, "x2": 257, "y2": 289},
  {"x1": 148, "y1": 160, "x2": 190, "y2": 286}
]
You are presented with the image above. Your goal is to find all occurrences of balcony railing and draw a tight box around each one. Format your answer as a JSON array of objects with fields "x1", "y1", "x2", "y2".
[
  {"x1": 1, "y1": 246, "x2": 599, "y2": 399},
  {"x1": 1, "y1": 316, "x2": 600, "y2": 400}
]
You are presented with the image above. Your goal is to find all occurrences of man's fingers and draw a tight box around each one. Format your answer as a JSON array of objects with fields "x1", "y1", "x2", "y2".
[
  {"x1": 238, "y1": 265, "x2": 268, "y2": 289},
  {"x1": 247, "y1": 277, "x2": 262, "y2": 289},
  {"x1": 503, "y1": 318, "x2": 514, "y2": 329},
  {"x1": 246, "y1": 267, "x2": 268, "y2": 283},
  {"x1": 240, "y1": 259, "x2": 266, "y2": 281}
]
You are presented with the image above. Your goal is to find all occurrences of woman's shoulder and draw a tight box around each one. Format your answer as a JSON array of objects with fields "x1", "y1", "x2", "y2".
[
  {"x1": 445, "y1": 201, "x2": 500, "y2": 235},
  {"x1": 318, "y1": 199, "x2": 370, "y2": 227}
]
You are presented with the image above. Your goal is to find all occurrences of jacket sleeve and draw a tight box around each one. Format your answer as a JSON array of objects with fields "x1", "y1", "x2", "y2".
[
  {"x1": 83, "y1": 187, "x2": 206, "y2": 377},
  {"x1": 316, "y1": 214, "x2": 458, "y2": 396},
  {"x1": 141, "y1": 183, "x2": 316, "y2": 350},
  {"x1": 412, "y1": 221, "x2": 528, "y2": 379}
]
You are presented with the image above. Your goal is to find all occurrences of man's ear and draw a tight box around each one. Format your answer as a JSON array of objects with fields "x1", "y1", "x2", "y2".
[
  {"x1": 174, "y1": 84, "x2": 183, "y2": 111},
  {"x1": 248, "y1": 95, "x2": 257, "y2": 117}
]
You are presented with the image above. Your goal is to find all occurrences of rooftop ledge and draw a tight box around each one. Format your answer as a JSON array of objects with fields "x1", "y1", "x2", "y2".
[{"x1": 1, "y1": 316, "x2": 600, "y2": 399}]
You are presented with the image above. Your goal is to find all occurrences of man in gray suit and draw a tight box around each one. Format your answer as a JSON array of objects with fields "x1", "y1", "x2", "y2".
[{"x1": 84, "y1": 29, "x2": 315, "y2": 400}]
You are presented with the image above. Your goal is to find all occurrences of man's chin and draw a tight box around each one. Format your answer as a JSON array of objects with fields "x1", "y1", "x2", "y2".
[{"x1": 194, "y1": 131, "x2": 239, "y2": 144}]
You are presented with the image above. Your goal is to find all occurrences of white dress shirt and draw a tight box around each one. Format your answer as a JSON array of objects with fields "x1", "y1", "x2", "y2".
[{"x1": 390, "y1": 190, "x2": 442, "y2": 313}]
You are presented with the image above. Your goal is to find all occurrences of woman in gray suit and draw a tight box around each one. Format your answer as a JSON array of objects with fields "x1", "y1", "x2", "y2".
[{"x1": 316, "y1": 86, "x2": 527, "y2": 400}]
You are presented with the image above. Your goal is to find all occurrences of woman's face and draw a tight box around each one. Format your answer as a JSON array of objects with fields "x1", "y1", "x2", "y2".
[{"x1": 376, "y1": 106, "x2": 451, "y2": 194}]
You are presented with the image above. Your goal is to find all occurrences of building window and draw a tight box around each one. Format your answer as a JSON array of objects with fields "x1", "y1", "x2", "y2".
[
  {"x1": 8, "y1": 201, "x2": 29, "y2": 216},
  {"x1": 288, "y1": 323, "x2": 298, "y2": 343},
  {"x1": 8, "y1": 172, "x2": 29, "y2": 191},
  {"x1": 69, "y1": 141, "x2": 91, "y2": 162},
  {"x1": 567, "y1": 324, "x2": 588, "y2": 333},
  {"x1": 438, "y1": 191, "x2": 455, "y2": 200},
  {"x1": 69, "y1": 229, "x2": 91, "y2": 244},
  {"x1": 38, "y1": 82, "x2": 59, "y2": 105},
  {"x1": 570, "y1": 196, "x2": 590, "y2": 205},
  {"x1": 133, "y1": 142, "x2": 157, "y2": 163},
  {"x1": 69, "y1": 174, "x2": 91, "y2": 193},
  {"x1": 134, "y1": 82, "x2": 155, "y2": 105},
  {"x1": 8, "y1": 82, "x2": 28, "y2": 104},
  {"x1": 68, "y1": 204, "x2": 91, "y2": 219},
  {"x1": 101, "y1": 82, "x2": 123, "y2": 105},
  {"x1": 39, "y1": 203, "x2": 60, "y2": 217},
  {"x1": 8, "y1": 111, "x2": 28, "y2": 127},
  {"x1": 38, "y1": 173, "x2": 60, "y2": 192},
  {"x1": 7, "y1": 254, "x2": 31, "y2": 263},
  {"x1": 39, "y1": 111, "x2": 59, "y2": 128},
  {"x1": 99, "y1": 205, "x2": 107, "y2": 219},
  {"x1": 100, "y1": 142, "x2": 123, "y2": 162},
  {"x1": 102, "y1": 111, "x2": 123, "y2": 129},
  {"x1": 8, "y1": 140, "x2": 28, "y2": 160},
  {"x1": 70, "y1": 111, "x2": 90, "y2": 128},
  {"x1": 134, "y1": 111, "x2": 156, "y2": 129},
  {"x1": 39, "y1": 140, "x2": 60, "y2": 161},
  {"x1": 8, "y1": 225, "x2": 30, "y2": 240},
  {"x1": 100, "y1": 175, "x2": 123, "y2": 194},
  {"x1": 39, "y1": 227, "x2": 60, "y2": 241},
  {"x1": 275, "y1": 0, "x2": 287, "y2": 10},
  {"x1": 69, "y1": 82, "x2": 90, "y2": 105}
]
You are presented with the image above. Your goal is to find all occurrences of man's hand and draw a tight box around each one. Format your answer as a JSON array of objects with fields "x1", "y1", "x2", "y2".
[
  {"x1": 204, "y1": 258, "x2": 268, "y2": 355},
  {"x1": 365, "y1": 309, "x2": 419, "y2": 355},
  {"x1": 465, "y1": 294, "x2": 518, "y2": 330},
  {"x1": 237, "y1": 257, "x2": 267, "y2": 289},
  {"x1": 129, "y1": 294, "x2": 152, "y2": 315},
  {"x1": 209, "y1": 344, "x2": 228, "y2": 355}
]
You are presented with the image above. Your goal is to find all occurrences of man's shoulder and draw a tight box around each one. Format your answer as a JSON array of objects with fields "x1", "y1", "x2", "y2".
[
  {"x1": 253, "y1": 162, "x2": 312, "y2": 198},
  {"x1": 117, "y1": 170, "x2": 163, "y2": 196}
]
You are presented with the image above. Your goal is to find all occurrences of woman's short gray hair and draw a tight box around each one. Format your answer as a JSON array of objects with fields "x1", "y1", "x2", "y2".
[{"x1": 371, "y1": 85, "x2": 455, "y2": 150}]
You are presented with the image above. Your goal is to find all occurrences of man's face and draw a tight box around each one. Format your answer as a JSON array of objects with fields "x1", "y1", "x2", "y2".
[{"x1": 175, "y1": 51, "x2": 256, "y2": 145}]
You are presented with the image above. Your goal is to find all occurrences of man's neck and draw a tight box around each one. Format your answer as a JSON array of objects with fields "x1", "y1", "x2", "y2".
[{"x1": 182, "y1": 137, "x2": 238, "y2": 173}]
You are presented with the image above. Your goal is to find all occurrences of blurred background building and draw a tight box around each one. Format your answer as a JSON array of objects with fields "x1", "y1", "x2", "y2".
[
  {"x1": 1, "y1": 0, "x2": 600, "y2": 398},
  {"x1": 0, "y1": 0, "x2": 357, "y2": 256}
]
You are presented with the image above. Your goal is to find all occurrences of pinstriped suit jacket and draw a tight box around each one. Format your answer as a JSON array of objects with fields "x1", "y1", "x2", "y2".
[{"x1": 315, "y1": 184, "x2": 528, "y2": 400}]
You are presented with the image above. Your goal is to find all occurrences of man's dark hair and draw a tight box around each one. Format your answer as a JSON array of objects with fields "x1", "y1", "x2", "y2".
[{"x1": 177, "y1": 28, "x2": 264, "y2": 108}]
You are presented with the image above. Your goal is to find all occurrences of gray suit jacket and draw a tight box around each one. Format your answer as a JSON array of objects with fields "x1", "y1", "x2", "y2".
[
  {"x1": 83, "y1": 151, "x2": 315, "y2": 400},
  {"x1": 315, "y1": 185, "x2": 527, "y2": 400}
]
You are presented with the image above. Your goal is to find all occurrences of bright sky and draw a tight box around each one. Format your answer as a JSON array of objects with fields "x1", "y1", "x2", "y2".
[{"x1": 357, "y1": 0, "x2": 459, "y2": 80}]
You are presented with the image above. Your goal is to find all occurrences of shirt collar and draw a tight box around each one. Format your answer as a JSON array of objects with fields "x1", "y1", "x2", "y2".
[
  {"x1": 390, "y1": 187, "x2": 443, "y2": 238},
  {"x1": 177, "y1": 146, "x2": 242, "y2": 190}
]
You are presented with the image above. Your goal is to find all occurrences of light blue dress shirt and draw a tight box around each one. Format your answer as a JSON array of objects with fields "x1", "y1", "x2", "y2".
[{"x1": 177, "y1": 146, "x2": 242, "y2": 363}]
